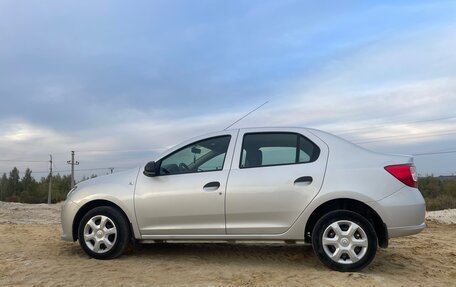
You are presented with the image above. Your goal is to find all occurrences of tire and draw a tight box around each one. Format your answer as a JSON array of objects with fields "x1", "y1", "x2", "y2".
[
  {"x1": 78, "y1": 206, "x2": 130, "y2": 260},
  {"x1": 311, "y1": 210, "x2": 377, "y2": 272}
]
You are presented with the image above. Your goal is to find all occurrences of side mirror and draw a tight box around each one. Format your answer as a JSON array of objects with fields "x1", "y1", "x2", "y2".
[{"x1": 143, "y1": 161, "x2": 158, "y2": 177}]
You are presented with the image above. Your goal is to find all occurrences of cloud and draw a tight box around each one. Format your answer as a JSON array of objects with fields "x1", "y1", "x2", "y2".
[
  {"x1": 239, "y1": 24, "x2": 456, "y2": 138},
  {"x1": 0, "y1": 1, "x2": 456, "y2": 176}
]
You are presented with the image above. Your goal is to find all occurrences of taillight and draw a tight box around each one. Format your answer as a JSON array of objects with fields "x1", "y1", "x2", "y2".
[{"x1": 384, "y1": 164, "x2": 418, "y2": 188}]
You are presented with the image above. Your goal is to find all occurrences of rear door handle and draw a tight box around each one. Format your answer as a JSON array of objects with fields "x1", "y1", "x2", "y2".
[
  {"x1": 203, "y1": 181, "x2": 220, "y2": 191},
  {"x1": 294, "y1": 176, "x2": 313, "y2": 185}
]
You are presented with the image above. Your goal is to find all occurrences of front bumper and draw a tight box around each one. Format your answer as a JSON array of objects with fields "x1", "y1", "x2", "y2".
[
  {"x1": 374, "y1": 186, "x2": 426, "y2": 238},
  {"x1": 61, "y1": 199, "x2": 80, "y2": 242}
]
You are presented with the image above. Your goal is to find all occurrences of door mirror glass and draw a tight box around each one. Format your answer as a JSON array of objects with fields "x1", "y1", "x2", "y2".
[{"x1": 143, "y1": 161, "x2": 157, "y2": 177}]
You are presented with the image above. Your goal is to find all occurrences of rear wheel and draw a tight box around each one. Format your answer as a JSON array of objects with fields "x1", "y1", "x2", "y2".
[
  {"x1": 78, "y1": 206, "x2": 130, "y2": 259},
  {"x1": 312, "y1": 210, "x2": 377, "y2": 272}
]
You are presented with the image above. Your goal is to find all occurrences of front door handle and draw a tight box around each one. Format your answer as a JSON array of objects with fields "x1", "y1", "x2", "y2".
[
  {"x1": 294, "y1": 176, "x2": 313, "y2": 185},
  {"x1": 203, "y1": 181, "x2": 220, "y2": 191}
]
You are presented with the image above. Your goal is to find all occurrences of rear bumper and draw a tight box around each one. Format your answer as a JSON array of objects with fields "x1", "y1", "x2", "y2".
[
  {"x1": 61, "y1": 199, "x2": 79, "y2": 242},
  {"x1": 387, "y1": 222, "x2": 426, "y2": 238},
  {"x1": 374, "y1": 186, "x2": 426, "y2": 238}
]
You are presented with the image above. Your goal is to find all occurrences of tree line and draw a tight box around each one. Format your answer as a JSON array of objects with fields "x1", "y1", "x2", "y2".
[
  {"x1": 0, "y1": 167, "x2": 455, "y2": 210},
  {"x1": 0, "y1": 167, "x2": 96, "y2": 203},
  {"x1": 418, "y1": 175, "x2": 456, "y2": 211}
]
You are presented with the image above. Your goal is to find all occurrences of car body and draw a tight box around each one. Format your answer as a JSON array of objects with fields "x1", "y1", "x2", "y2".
[{"x1": 61, "y1": 127, "x2": 426, "y2": 271}]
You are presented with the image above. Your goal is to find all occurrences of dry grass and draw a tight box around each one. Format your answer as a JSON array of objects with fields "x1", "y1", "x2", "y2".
[{"x1": 425, "y1": 194, "x2": 456, "y2": 211}]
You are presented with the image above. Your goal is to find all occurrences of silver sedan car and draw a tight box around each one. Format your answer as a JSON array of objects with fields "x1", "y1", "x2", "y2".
[{"x1": 61, "y1": 127, "x2": 425, "y2": 271}]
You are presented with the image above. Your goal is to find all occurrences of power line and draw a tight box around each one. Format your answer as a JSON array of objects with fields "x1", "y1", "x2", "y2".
[
  {"x1": 335, "y1": 115, "x2": 456, "y2": 135},
  {"x1": 0, "y1": 159, "x2": 48, "y2": 163},
  {"x1": 65, "y1": 167, "x2": 132, "y2": 172},
  {"x1": 1, "y1": 114, "x2": 452, "y2": 157},
  {"x1": 354, "y1": 130, "x2": 456, "y2": 144},
  {"x1": 75, "y1": 147, "x2": 168, "y2": 154},
  {"x1": 1, "y1": 147, "x2": 455, "y2": 176},
  {"x1": 1, "y1": 114, "x2": 456, "y2": 176},
  {"x1": 413, "y1": 150, "x2": 456, "y2": 156},
  {"x1": 1, "y1": 166, "x2": 134, "y2": 174},
  {"x1": 37, "y1": 166, "x2": 133, "y2": 173}
]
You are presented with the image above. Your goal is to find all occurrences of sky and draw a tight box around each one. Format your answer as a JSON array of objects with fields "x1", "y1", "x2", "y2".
[{"x1": 0, "y1": 0, "x2": 455, "y2": 178}]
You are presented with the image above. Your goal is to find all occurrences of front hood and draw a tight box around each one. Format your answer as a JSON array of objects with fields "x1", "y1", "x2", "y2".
[
  {"x1": 68, "y1": 167, "x2": 141, "y2": 203},
  {"x1": 76, "y1": 168, "x2": 140, "y2": 189}
]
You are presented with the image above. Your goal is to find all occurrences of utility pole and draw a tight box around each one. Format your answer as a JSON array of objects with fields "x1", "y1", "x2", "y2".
[
  {"x1": 47, "y1": 154, "x2": 53, "y2": 204},
  {"x1": 0, "y1": 175, "x2": 3, "y2": 201},
  {"x1": 67, "y1": 151, "x2": 79, "y2": 188}
]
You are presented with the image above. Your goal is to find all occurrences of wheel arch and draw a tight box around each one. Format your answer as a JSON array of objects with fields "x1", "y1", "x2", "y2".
[
  {"x1": 72, "y1": 199, "x2": 136, "y2": 242},
  {"x1": 304, "y1": 198, "x2": 388, "y2": 248}
]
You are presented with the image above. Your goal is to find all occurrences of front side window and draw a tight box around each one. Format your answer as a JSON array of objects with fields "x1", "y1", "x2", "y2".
[
  {"x1": 240, "y1": 133, "x2": 320, "y2": 168},
  {"x1": 159, "y1": 136, "x2": 231, "y2": 175}
]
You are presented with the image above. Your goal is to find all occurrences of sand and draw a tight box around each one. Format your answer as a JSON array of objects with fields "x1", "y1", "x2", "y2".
[
  {"x1": 426, "y1": 209, "x2": 456, "y2": 225},
  {"x1": 0, "y1": 201, "x2": 62, "y2": 225},
  {"x1": 0, "y1": 202, "x2": 455, "y2": 286}
]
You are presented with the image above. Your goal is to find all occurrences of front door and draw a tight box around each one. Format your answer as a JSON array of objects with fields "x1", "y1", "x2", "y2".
[{"x1": 135, "y1": 131, "x2": 238, "y2": 235}]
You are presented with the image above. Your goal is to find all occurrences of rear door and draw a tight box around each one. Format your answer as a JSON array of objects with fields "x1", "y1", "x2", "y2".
[{"x1": 225, "y1": 128, "x2": 328, "y2": 234}]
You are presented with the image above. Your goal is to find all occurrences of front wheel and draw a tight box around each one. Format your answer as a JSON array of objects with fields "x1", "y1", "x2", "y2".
[
  {"x1": 78, "y1": 206, "x2": 130, "y2": 259},
  {"x1": 312, "y1": 210, "x2": 378, "y2": 272}
]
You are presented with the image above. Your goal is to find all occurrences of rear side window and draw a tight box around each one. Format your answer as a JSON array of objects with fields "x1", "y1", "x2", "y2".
[{"x1": 240, "y1": 132, "x2": 320, "y2": 168}]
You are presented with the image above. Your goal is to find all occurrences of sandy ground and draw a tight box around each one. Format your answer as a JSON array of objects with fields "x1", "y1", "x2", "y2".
[
  {"x1": 0, "y1": 202, "x2": 62, "y2": 225},
  {"x1": 0, "y1": 203, "x2": 455, "y2": 286}
]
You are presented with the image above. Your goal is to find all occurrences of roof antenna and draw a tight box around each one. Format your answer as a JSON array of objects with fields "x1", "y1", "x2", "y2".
[{"x1": 224, "y1": 100, "x2": 269, "y2": 130}]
